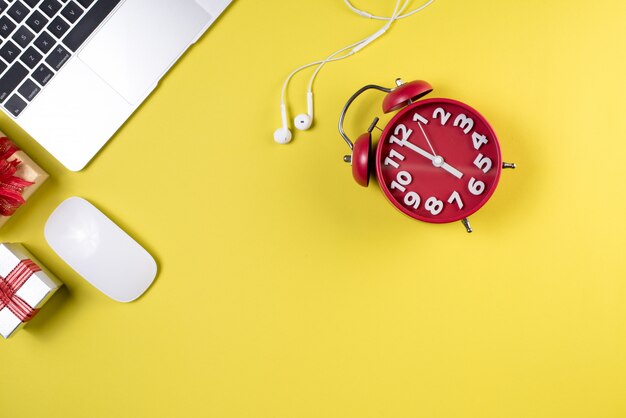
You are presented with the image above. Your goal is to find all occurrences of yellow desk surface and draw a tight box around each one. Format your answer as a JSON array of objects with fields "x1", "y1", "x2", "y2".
[{"x1": 3, "y1": 1, "x2": 626, "y2": 417}]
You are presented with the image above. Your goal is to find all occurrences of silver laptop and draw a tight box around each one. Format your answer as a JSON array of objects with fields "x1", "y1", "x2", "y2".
[{"x1": 0, "y1": 0, "x2": 232, "y2": 171}]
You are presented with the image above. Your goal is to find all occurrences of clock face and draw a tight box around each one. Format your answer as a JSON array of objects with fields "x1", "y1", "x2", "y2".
[{"x1": 375, "y1": 98, "x2": 502, "y2": 223}]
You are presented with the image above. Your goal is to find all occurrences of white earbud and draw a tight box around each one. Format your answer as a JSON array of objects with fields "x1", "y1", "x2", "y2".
[
  {"x1": 274, "y1": 104, "x2": 293, "y2": 144},
  {"x1": 294, "y1": 92, "x2": 314, "y2": 130},
  {"x1": 294, "y1": 114, "x2": 312, "y2": 131},
  {"x1": 273, "y1": 127, "x2": 292, "y2": 144}
]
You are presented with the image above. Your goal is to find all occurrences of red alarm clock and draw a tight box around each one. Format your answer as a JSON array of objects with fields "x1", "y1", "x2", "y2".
[{"x1": 339, "y1": 79, "x2": 515, "y2": 232}]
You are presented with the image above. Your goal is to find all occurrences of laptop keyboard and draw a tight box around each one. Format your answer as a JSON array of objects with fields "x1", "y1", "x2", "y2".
[{"x1": 0, "y1": 0, "x2": 120, "y2": 118}]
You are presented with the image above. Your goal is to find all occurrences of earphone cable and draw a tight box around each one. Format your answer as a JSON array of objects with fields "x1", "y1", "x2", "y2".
[
  {"x1": 307, "y1": 0, "x2": 409, "y2": 94},
  {"x1": 343, "y1": 0, "x2": 435, "y2": 20},
  {"x1": 280, "y1": 0, "x2": 406, "y2": 107},
  {"x1": 275, "y1": 0, "x2": 435, "y2": 143}
]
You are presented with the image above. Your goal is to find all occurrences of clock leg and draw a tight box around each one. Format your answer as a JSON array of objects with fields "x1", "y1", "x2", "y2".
[
  {"x1": 462, "y1": 218, "x2": 473, "y2": 233},
  {"x1": 503, "y1": 162, "x2": 516, "y2": 169}
]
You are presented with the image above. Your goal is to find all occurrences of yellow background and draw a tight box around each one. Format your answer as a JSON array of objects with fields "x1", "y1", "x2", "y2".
[{"x1": 2, "y1": 1, "x2": 626, "y2": 417}]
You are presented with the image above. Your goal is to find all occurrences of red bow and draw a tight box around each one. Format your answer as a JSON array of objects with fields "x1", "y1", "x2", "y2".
[
  {"x1": 0, "y1": 137, "x2": 33, "y2": 217},
  {"x1": 0, "y1": 260, "x2": 41, "y2": 323}
]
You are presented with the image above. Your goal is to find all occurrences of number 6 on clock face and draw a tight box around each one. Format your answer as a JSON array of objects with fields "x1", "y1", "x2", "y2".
[{"x1": 376, "y1": 98, "x2": 502, "y2": 223}]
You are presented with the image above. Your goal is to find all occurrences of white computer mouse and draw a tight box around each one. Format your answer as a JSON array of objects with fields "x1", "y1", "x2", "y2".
[{"x1": 45, "y1": 197, "x2": 157, "y2": 302}]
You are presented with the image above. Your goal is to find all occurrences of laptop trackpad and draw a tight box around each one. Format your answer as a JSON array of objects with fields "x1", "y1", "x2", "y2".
[{"x1": 79, "y1": 0, "x2": 211, "y2": 105}]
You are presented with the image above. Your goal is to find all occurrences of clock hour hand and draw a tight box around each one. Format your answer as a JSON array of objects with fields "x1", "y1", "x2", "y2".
[
  {"x1": 440, "y1": 160, "x2": 464, "y2": 179},
  {"x1": 415, "y1": 122, "x2": 464, "y2": 179},
  {"x1": 402, "y1": 140, "x2": 464, "y2": 179}
]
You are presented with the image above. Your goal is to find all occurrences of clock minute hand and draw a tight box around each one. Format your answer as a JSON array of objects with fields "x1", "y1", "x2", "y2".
[
  {"x1": 402, "y1": 139, "x2": 435, "y2": 161},
  {"x1": 402, "y1": 140, "x2": 464, "y2": 179}
]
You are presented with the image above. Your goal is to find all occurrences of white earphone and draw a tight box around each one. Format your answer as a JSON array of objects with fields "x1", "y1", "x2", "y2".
[
  {"x1": 294, "y1": 92, "x2": 314, "y2": 131},
  {"x1": 274, "y1": 0, "x2": 435, "y2": 144}
]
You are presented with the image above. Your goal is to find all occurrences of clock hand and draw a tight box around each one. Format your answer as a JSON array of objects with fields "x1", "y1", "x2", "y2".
[
  {"x1": 401, "y1": 140, "x2": 464, "y2": 179},
  {"x1": 415, "y1": 122, "x2": 464, "y2": 179},
  {"x1": 417, "y1": 122, "x2": 437, "y2": 156},
  {"x1": 440, "y1": 160, "x2": 464, "y2": 179},
  {"x1": 401, "y1": 139, "x2": 435, "y2": 161}
]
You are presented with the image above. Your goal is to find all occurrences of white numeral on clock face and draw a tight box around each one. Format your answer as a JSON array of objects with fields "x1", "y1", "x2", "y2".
[
  {"x1": 472, "y1": 132, "x2": 488, "y2": 150},
  {"x1": 384, "y1": 149, "x2": 405, "y2": 169},
  {"x1": 447, "y1": 191, "x2": 464, "y2": 209},
  {"x1": 404, "y1": 191, "x2": 421, "y2": 209},
  {"x1": 413, "y1": 113, "x2": 429, "y2": 125},
  {"x1": 433, "y1": 107, "x2": 451, "y2": 125},
  {"x1": 468, "y1": 177, "x2": 486, "y2": 195},
  {"x1": 473, "y1": 153, "x2": 492, "y2": 173},
  {"x1": 389, "y1": 124, "x2": 413, "y2": 146},
  {"x1": 390, "y1": 170, "x2": 413, "y2": 193},
  {"x1": 453, "y1": 114, "x2": 474, "y2": 134},
  {"x1": 424, "y1": 197, "x2": 444, "y2": 215}
]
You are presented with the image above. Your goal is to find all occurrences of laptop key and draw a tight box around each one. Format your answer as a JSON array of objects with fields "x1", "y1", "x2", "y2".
[
  {"x1": 8, "y1": 2, "x2": 29, "y2": 23},
  {"x1": 61, "y1": 1, "x2": 83, "y2": 23},
  {"x1": 76, "y1": 0, "x2": 93, "y2": 8},
  {"x1": 0, "y1": 61, "x2": 7, "y2": 74},
  {"x1": 0, "y1": 16, "x2": 17, "y2": 39},
  {"x1": 63, "y1": 0, "x2": 121, "y2": 52},
  {"x1": 48, "y1": 16, "x2": 69, "y2": 38},
  {"x1": 0, "y1": 41, "x2": 21, "y2": 63},
  {"x1": 45, "y1": 44, "x2": 69, "y2": 70},
  {"x1": 32, "y1": 62, "x2": 53, "y2": 85},
  {"x1": 4, "y1": 94, "x2": 27, "y2": 116},
  {"x1": 0, "y1": 62, "x2": 28, "y2": 102},
  {"x1": 23, "y1": 0, "x2": 41, "y2": 7},
  {"x1": 18, "y1": 78, "x2": 40, "y2": 101},
  {"x1": 33, "y1": 31, "x2": 54, "y2": 53},
  {"x1": 20, "y1": 46, "x2": 42, "y2": 68},
  {"x1": 39, "y1": 0, "x2": 61, "y2": 18},
  {"x1": 26, "y1": 10, "x2": 49, "y2": 33},
  {"x1": 12, "y1": 26, "x2": 35, "y2": 48},
  {"x1": 0, "y1": 1, "x2": 8, "y2": 14}
]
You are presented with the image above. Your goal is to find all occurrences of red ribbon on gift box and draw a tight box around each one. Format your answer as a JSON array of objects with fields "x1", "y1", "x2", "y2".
[
  {"x1": 0, "y1": 136, "x2": 34, "y2": 217},
  {"x1": 0, "y1": 259, "x2": 41, "y2": 323}
]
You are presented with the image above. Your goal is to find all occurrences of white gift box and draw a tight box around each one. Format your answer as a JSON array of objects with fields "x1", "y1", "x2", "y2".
[{"x1": 0, "y1": 243, "x2": 62, "y2": 339}]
